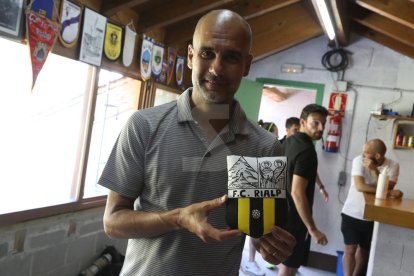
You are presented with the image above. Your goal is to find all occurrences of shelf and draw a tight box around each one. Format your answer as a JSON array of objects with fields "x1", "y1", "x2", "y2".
[
  {"x1": 394, "y1": 145, "x2": 414, "y2": 149},
  {"x1": 373, "y1": 115, "x2": 414, "y2": 121}
]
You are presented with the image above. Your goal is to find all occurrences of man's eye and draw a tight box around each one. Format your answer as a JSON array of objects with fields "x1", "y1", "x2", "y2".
[
  {"x1": 225, "y1": 54, "x2": 241, "y2": 63},
  {"x1": 200, "y1": 50, "x2": 214, "y2": 59}
]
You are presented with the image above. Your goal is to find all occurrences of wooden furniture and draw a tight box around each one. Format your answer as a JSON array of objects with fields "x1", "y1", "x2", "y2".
[
  {"x1": 363, "y1": 192, "x2": 414, "y2": 275},
  {"x1": 363, "y1": 193, "x2": 414, "y2": 229}
]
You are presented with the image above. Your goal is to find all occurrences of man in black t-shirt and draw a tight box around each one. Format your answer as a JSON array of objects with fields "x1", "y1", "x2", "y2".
[
  {"x1": 279, "y1": 104, "x2": 329, "y2": 276},
  {"x1": 279, "y1": 117, "x2": 299, "y2": 145}
]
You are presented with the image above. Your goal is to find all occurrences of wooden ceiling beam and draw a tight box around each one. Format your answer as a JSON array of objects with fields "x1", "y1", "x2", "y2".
[
  {"x1": 353, "y1": 23, "x2": 414, "y2": 59},
  {"x1": 355, "y1": 0, "x2": 414, "y2": 30},
  {"x1": 249, "y1": 3, "x2": 323, "y2": 61},
  {"x1": 352, "y1": 9, "x2": 414, "y2": 47},
  {"x1": 164, "y1": 18, "x2": 199, "y2": 46},
  {"x1": 330, "y1": 0, "x2": 349, "y2": 46},
  {"x1": 235, "y1": 0, "x2": 301, "y2": 20},
  {"x1": 136, "y1": 0, "x2": 239, "y2": 33},
  {"x1": 165, "y1": 0, "x2": 303, "y2": 47},
  {"x1": 102, "y1": 0, "x2": 150, "y2": 16}
]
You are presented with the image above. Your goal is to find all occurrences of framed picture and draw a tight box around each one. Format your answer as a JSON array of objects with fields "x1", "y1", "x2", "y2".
[
  {"x1": 79, "y1": 7, "x2": 107, "y2": 66},
  {"x1": 0, "y1": 0, "x2": 25, "y2": 39}
]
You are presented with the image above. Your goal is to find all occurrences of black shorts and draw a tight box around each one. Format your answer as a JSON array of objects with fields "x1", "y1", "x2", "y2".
[
  {"x1": 341, "y1": 213, "x2": 374, "y2": 250},
  {"x1": 283, "y1": 223, "x2": 310, "y2": 268}
]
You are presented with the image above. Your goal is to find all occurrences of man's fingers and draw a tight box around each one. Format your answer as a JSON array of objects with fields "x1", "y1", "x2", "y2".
[
  {"x1": 203, "y1": 195, "x2": 227, "y2": 212},
  {"x1": 271, "y1": 225, "x2": 296, "y2": 247},
  {"x1": 199, "y1": 225, "x2": 242, "y2": 243}
]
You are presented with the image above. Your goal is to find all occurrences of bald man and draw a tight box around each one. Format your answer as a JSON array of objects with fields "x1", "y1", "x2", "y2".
[
  {"x1": 99, "y1": 10, "x2": 295, "y2": 275},
  {"x1": 341, "y1": 138, "x2": 400, "y2": 276}
]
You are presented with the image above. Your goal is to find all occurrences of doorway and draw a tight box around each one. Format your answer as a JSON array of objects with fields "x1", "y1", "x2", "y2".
[{"x1": 256, "y1": 78, "x2": 325, "y2": 139}]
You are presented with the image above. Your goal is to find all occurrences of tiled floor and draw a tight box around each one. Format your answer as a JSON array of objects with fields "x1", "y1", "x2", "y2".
[{"x1": 239, "y1": 238, "x2": 336, "y2": 276}]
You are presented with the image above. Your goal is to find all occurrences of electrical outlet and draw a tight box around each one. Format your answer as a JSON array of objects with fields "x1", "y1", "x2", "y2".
[{"x1": 338, "y1": 171, "x2": 347, "y2": 186}]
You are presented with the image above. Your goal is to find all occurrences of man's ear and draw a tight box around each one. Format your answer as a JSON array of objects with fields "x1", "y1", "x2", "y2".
[
  {"x1": 300, "y1": 118, "x2": 306, "y2": 128},
  {"x1": 187, "y1": 44, "x2": 194, "y2": 70}
]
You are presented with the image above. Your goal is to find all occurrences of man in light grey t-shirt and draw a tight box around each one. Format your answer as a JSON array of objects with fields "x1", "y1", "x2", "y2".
[{"x1": 98, "y1": 9, "x2": 296, "y2": 276}]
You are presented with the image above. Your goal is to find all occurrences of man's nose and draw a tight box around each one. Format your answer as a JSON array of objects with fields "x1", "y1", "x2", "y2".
[{"x1": 209, "y1": 57, "x2": 224, "y2": 75}]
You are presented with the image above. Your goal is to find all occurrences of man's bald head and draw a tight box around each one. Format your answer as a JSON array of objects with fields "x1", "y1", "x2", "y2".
[
  {"x1": 193, "y1": 10, "x2": 252, "y2": 53},
  {"x1": 366, "y1": 139, "x2": 387, "y2": 156}
]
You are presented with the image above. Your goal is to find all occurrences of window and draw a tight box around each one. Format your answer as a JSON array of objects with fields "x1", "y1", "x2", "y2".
[
  {"x1": 0, "y1": 37, "x2": 142, "y2": 221},
  {"x1": 83, "y1": 70, "x2": 141, "y2": 198},
  {"x1": 153, "y1": 86, "x2": 180, "y2": 106},
  {"x1": 0, "y1": 38, "x2": 93, "y2": 214}
]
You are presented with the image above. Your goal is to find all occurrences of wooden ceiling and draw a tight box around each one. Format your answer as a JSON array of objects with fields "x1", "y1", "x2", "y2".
[{"x1": 98, "y1": 0, "x2": 414, "y2": 61}]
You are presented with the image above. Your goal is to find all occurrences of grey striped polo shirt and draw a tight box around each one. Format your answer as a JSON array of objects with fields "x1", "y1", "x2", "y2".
[{"x1": 99, "y1": 88, "x2": 282, "y2": 276}]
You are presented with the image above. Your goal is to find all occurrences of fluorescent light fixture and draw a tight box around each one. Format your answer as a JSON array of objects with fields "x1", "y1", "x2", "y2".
[
  {"x1": 281, "y1": 63, "x2": 303, "y2": 74},
  {"x1": 315, "y1": 0, "x2": 335, "y2": 40}
]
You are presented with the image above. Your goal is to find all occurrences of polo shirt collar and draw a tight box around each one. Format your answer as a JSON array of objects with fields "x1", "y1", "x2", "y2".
[{"x1": 177, "y1": 88, "x2": 249, "y2": 135}]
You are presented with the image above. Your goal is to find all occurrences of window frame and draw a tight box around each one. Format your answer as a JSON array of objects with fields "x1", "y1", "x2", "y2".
[{"x1": 0, "y1": 58, "x2": 183, "y2": 227}]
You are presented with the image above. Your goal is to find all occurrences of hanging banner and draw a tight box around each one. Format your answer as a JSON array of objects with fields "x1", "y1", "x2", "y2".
[
  {"x1": 175, "y1": 55, "x2": 184, "y2": 87},
  {"x1": 26, "y1": 10, "x2": 60, "y2": 89},
  {"x1": 122, "y1": 23, "x2": 136, "y2": 67},
  {"x1": 140, "y1": 36, "x2": 153, "y2": 81},
  {"x1": 104, "y1": 22, "x2": 122, "y2": 61},
  {"x1": 31, "y1": 0, "x2": 54, "y2": 19},
  {"x1": 58, "y1": 0, "x2": 82, "y2": 48},
  {"x1": 167, "y1": 47, "x2": 176, "y2": 85},
  {"x1": 155, "y1": 61, "x2": 168, "y2": 84},
  {"x1": 79, "y1": 7, "x2": 107, "y2": 67},
  {"x1": 151, "y1": 42, "x2": 164, "y2": 78}
]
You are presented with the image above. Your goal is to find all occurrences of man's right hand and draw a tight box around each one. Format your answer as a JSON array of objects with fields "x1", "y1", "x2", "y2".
[
  {"x1": 309, "y1": 228, "x2": 328, "y2": 246},
  {"x1": 363, "y1": 157, "x2": 378, "y2": 173},
  {"x1": 177, "y1": 195, "x2": 242, "y2": 243}
]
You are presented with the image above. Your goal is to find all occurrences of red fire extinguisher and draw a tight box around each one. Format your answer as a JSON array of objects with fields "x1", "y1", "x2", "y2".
[{"x1": 325, "y1": 114, "x2": 341, "y2": 152}]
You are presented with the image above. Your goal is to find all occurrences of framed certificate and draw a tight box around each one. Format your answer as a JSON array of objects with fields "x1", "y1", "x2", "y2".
[
  {"x1": 79, "y1": 7, "x2": 107, "y2": 66},
  {"x1": 0, "y1": 0, "x2": 25, "y2": 40}
]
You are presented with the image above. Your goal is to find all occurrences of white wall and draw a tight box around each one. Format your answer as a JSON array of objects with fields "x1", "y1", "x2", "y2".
[{"x1": 247, "y1": 34, "x2": 414, "y2": 257}]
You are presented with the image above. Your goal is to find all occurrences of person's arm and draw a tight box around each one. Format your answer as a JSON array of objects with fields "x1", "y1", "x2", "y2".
[
  {"x1": 103, "y1": 191, "x2": 242, "y2": 242},
  {"x1": 316, "y1": 173, "x2": 328, "y2": 202},
  {"x1": 353, "y1": 175, "x2": 376, "y2": 193},
  {"x1": 291, "y1": 175, "x2": 328, "y2": 245}
]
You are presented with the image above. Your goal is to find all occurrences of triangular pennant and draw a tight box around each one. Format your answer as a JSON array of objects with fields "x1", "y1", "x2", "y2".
[
  {"x1": 26, "y1": 10, "x2": 61, "y2": 89},
  {"x1": 155, "y1": 61, "x2": 168, "y2": 84},
  {"x1": 176, "y1": 55, "x2": 185, "y2": 87},
  {"x1": 167, "y1": 47, "x2": 176, "y2": 85},
  {"x1": 122, "y1": 24, "x2": 136, "y2": 67},
  {"x1": 58, "y1": 0, "x2": 82, "y2": 48},
  {"x1": 104, "y1": 22, "x2": 122, "y2": 61},
  {"x1": 140, "y1": 36, "x2": 153, "y2": 81},
  {"x1": 151, "y1": 42, "x2": 164, "y2": 77}
]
